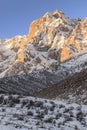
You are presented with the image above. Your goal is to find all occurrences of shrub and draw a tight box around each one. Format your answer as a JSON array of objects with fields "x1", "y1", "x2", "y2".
[
  {"x1": 27, "y1": 111, "x2": 33, "y2": 116},
  {"x1": 0, "y1": 95, "x2": 4, "y2": 104}
]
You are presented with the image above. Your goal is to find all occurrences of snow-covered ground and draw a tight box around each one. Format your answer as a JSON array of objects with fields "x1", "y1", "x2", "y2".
[{"x1": 0, "y1": 94, "x2": 87, "y2": 130}]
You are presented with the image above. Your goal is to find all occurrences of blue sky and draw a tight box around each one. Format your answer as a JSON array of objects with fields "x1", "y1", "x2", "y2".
[{"x1": 0, "y1": 0, "x2": 87, "y2": 39}]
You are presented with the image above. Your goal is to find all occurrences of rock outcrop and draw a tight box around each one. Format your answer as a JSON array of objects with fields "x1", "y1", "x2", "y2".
[{"x1": 0, "y1": 10, "x2": 87, "y2": 78}]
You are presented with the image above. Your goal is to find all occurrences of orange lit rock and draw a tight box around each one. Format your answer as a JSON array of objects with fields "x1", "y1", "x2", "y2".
[
  {"x1": 16, "y1": 50, "x2": 24, "y2": 63},
  {"x1": 48, "y1": 26, "x2": 55, "y2": 38},
  {"x1": 28, "y1": 17, "x2": 46, "y2": 43},
  {"x1": 60, "y1": 46, "x2": 73, "y2": 62}
]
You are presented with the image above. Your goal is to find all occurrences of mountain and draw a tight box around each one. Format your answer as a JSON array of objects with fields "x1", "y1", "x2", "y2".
[
  {"x1": 0, "y1": 10, "x2": 87, "y2": 97},
  {"x1": 1, "y1": 10, "x2": 87, "y2": 130}
]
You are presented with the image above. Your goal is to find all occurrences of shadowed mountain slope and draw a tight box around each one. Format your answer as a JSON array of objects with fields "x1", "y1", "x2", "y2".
[{"x1": 33, "y1": 68, "x2": 87, "y2": 104}]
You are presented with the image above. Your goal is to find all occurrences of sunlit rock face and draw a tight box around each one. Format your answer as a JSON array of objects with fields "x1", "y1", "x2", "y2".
[
  {"x1": 11, "y1": 36, "x2": 27, "y2": 63},
  {"x1": 27, "y1": 10, "x2": 86, "y2": 62},
  {"x1": 1, "y1": 10, "x2": 87, "y2": 78}
]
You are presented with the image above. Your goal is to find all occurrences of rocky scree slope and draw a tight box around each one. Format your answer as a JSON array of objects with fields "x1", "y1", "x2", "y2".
[{"x1": 0, "y1": 10, "x2": 87, "y2": 95}]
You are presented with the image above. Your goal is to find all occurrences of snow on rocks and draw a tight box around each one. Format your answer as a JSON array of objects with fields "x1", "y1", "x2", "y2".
[
  {"x1": 0, "y1": 10, "x2": 86, "y2": 79},
  {"x1": 0, "y1": 94, "x2": 87, "y2": 130},
  {"x1": 0, "y1": 9, "x2": 87, "y2": 88}
]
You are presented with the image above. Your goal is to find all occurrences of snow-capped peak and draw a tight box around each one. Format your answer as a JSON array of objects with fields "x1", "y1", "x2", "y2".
[{"x1": 0, "y1": 10, "x2": 87, "y2": 78}]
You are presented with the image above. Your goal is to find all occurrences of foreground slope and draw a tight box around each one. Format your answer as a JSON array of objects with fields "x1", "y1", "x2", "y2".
[{"x1": 0, "y1": 94, "x2": 87, "y2": 130}]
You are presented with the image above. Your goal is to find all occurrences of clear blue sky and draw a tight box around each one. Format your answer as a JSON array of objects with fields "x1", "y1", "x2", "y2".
[{"x1": 0, "y1": 0, "x2": 87, "y2": 39}]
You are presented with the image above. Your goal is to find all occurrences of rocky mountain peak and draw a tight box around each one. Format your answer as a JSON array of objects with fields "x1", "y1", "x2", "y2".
[
  {"x1": 52, "y1": 10, "x2": 64, "y2": 19},
  {"x1": 0, "y1": 10, "x2": 87, "y2": 78}
]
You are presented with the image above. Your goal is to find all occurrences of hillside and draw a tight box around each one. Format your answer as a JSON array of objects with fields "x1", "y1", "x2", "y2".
[{"x1": 34, "y1": 68, "x2": 87, "y2": 104}]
